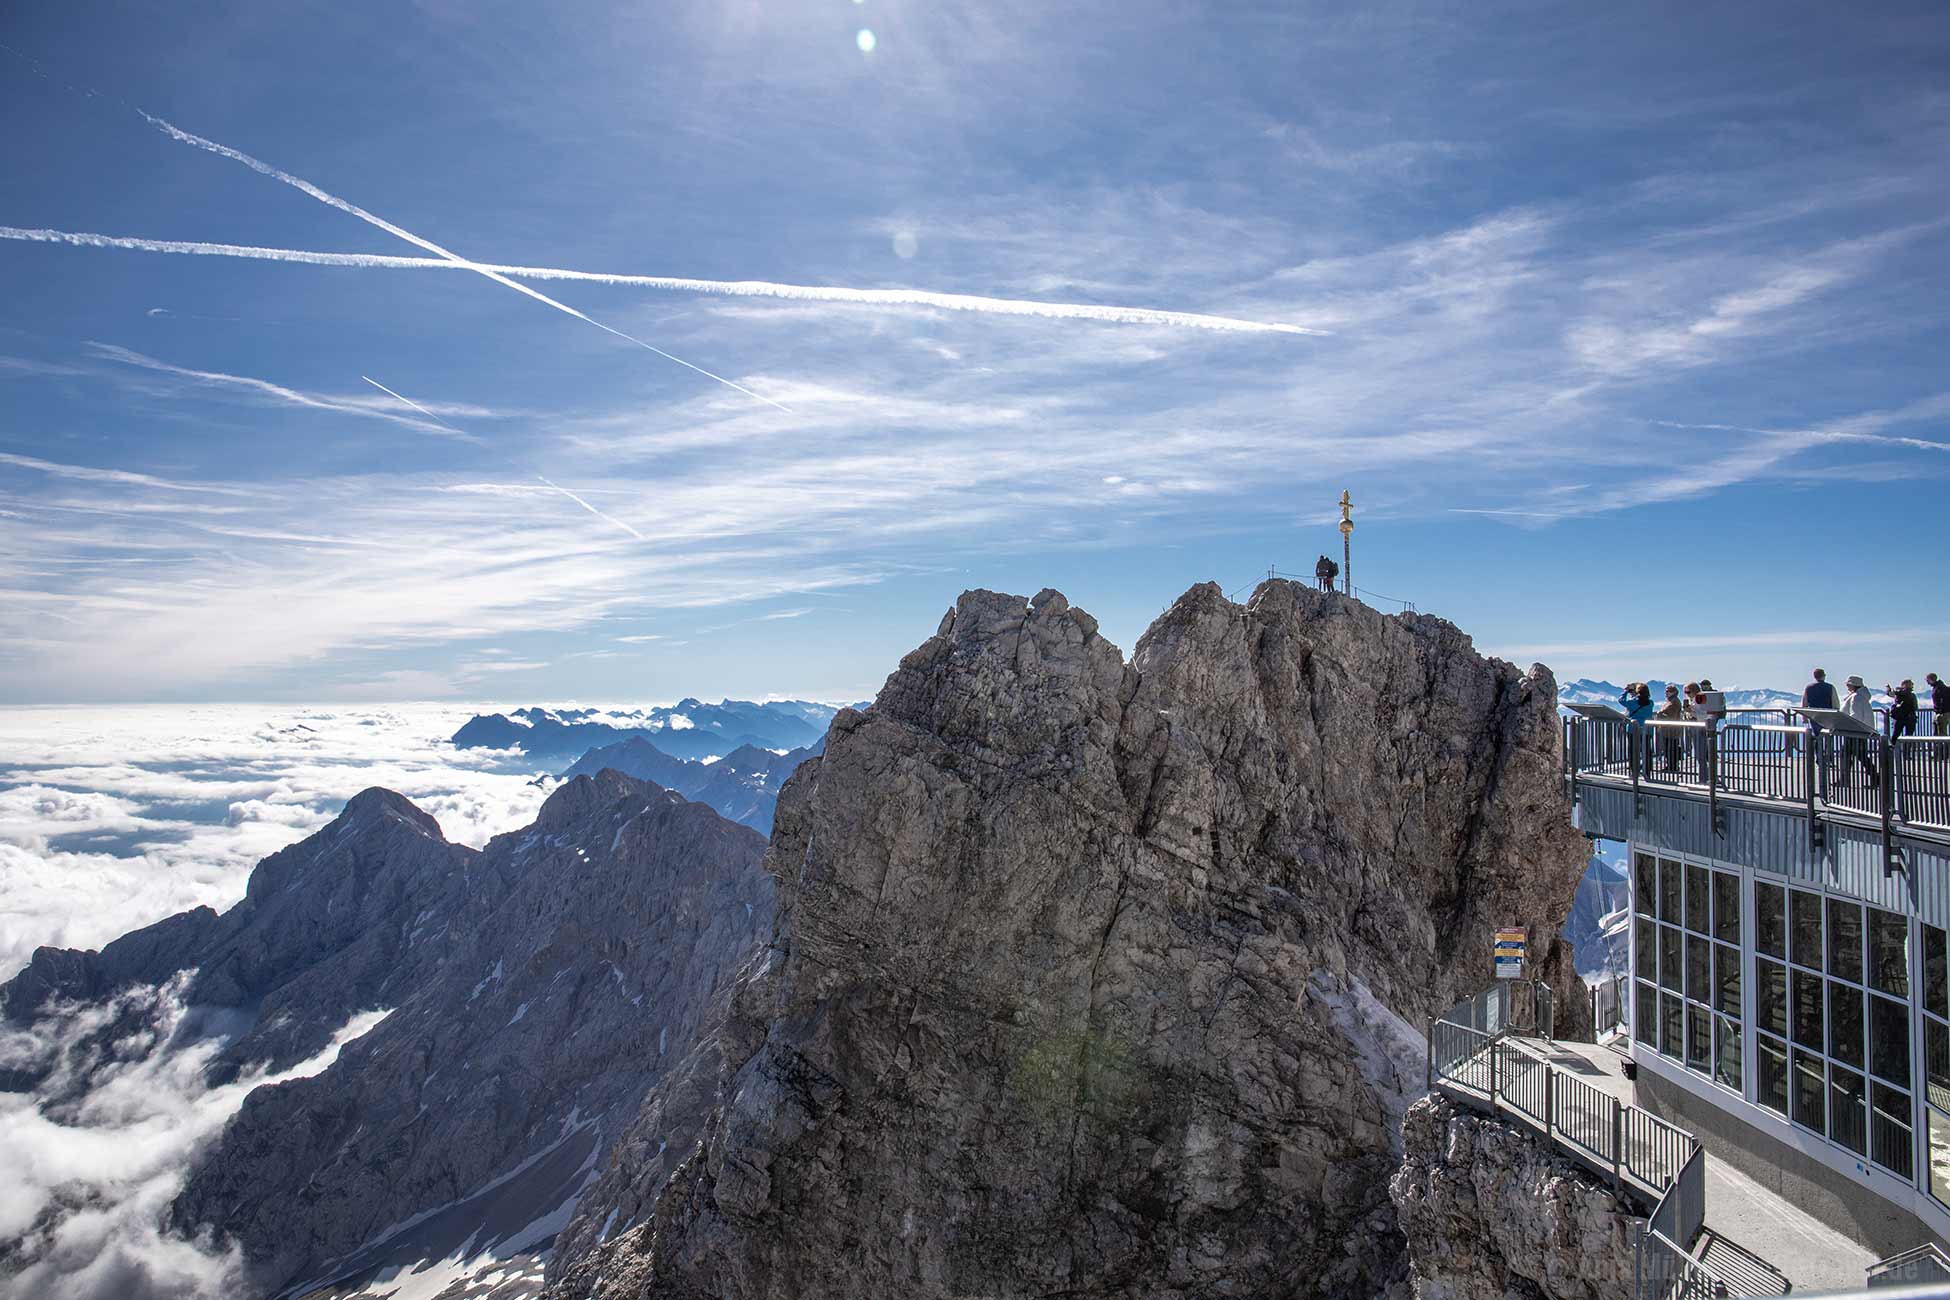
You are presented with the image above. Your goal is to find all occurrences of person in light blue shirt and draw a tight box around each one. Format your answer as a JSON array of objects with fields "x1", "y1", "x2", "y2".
[{"x1": 1619, "y1": 682, "x2": 1655, "y2": 776}]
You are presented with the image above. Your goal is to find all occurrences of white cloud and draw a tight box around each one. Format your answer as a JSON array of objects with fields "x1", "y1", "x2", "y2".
[
  {"x1": 0, "y1": 978, "x2": 388, "y2": 1300},
  {"x1": 0, "y1": 704, "x2": 548, "y2": 978}
]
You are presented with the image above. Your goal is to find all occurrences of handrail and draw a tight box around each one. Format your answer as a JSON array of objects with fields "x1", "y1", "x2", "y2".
[
  {"x1": 1565, "y1": 712, "x2": 1950, "y2": 838},
  {"x1": 1871, "y1": 1242, "x2": 1950, "y2": 1288},
  {"x1": 1427, "y1": 984, "x2": 1743, "y2": 1300}
]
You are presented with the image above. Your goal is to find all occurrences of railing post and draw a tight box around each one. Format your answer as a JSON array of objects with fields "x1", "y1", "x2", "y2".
[
  {"x1": 1491, "y1": 1037, "x2": 1500, "y2": 1104},
  {"x1": 1631, "y1": 725, "x2": 1642, "y2": 813},
  {"x1": 1426, "y1": 1017, "x2": 1434, "y2": 1092},
  {"x1": 1805, "y1": 731, "x2": 1821, "y2": 855},
  {"x1": 1882, "y1": 737, "x2": 1897, "y2": 876},
  {"x1": 1612, "y1": 1101, "x2": 1624, "y2": 1192},
  {"x1": 1545, "y1": 1063, "x2": 1556, "y2": 1140}
]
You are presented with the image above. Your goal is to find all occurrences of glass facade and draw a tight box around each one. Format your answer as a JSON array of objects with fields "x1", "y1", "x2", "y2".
[
  {"x1": 1753, "y1": 884, "x2": 1911, "y2": 1177},
  {"x1": 1632, "y1": 847, "x2": 1943, "y2": 1210},
  {"x1": 1633, "y1": 852, "x2": 1741, "y2": 1092},
  {"x1": 1924, "y1": 922, "x2": 1950, "y2": 1210}
]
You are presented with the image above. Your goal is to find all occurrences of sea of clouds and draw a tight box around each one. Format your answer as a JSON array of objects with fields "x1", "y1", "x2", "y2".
[
  {"x1": 0, "y1": 702, "x2": 555, "y2": 982},
  {"x1": 0, "y1": 702, "x2": 560, "y2": 1299}
]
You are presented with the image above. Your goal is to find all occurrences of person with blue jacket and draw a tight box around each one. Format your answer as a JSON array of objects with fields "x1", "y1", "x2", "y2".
[{"x1": 1619, "y1": 682, "x2": 1655, "y2": 775}]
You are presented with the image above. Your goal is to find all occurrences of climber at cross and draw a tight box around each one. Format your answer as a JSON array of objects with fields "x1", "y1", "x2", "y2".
[{"x1": 1314, "y1": 554, "x2": 1338, "y2": 592}]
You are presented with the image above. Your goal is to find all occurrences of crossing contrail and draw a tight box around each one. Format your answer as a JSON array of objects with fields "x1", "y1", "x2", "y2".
[
  {"x1": 0, "y1": 224, "x2": 1329, "y2": 337},
  {"x1": 134, "y1": 113, "x2": 793, "y2": 414},
  {"x1": 536, "y1": 475, "x2": 646, "y2": 541},
  {"x1": 359, "y1": 376, "x2": 483, "y2": 445}
]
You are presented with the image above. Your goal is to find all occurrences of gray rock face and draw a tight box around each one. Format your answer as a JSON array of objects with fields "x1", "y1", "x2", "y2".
[
  {"x1": 1389, "y1": 1097, "x2": 1636, "y2": 1300},
  {"x1": 2, "y1": 772, "x2": 775, "y2": 1299},
  {"x1": 550, "y1": 581, "x2": 1591, "y2": 1300},
  {"x1": 170, "y1": 770, "x2": 775, "y2": 1295}
]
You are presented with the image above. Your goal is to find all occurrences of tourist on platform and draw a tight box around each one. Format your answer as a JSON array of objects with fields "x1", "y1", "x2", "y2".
[
  {"x1": 1841, "y1": 675, "x2": 1880, "y2": 786},
  {"x1": 1656, "y1": 684, "x2": 1687, "y2": 771},
  {"x1": 1931, "y1": 672, "x2": 1950, "y2": 736},
  {"x1": 1620, "y1": 682, "x2": 1656, "y2": 776},
  {"x1": 1886, "y1": 679, "x2": 1920, "y2": 740},
  {"x1": 1803, "y1": 668, "x2": 1838, "y2": 711}
]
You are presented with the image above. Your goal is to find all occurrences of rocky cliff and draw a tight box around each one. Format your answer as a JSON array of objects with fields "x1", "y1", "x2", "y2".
[
  {"x1": 1390, "y1": 1097, "x2": 1636, "y2": 1300},
  {"x1": 2, "y1": 771, "x2": 775, "y2": 1299},
  {"x1": 550, "y1": 580, "x2": 1591, "y2": 1300}
]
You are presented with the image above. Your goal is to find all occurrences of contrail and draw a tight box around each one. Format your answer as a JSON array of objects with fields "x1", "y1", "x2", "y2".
[
  {"x1": 360, "y1": 376, "x2": 478, "y2": 442},
  {"x1": 135, "y1": 114, "x2": 792, "y2": 414},
  {"x1": 0, "y1": 224, "x2": 1329, "y2": 337},
  {"x1": 536, "y1": 475, "x2": 646, "y2": 542}
]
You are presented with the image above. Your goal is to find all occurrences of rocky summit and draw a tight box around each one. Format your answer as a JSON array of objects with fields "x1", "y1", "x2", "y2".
[
  {"x1": 2, "y1": 580, "x2": 1591, "y2": 1300},
  {"x1": 551, "y1": 580, "x2": 1589, "y2": 1300}
]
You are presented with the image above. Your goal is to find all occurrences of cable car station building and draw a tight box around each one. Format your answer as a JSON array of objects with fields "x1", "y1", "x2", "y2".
[{"x1": 1565, "y1": 704, "x2": 1950, "y2": 1250}]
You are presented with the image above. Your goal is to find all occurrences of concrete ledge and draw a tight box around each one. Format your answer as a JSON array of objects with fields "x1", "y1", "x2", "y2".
[{"x1": 1634, "y1": 1062, "x2": 1932, "y2": 1257}]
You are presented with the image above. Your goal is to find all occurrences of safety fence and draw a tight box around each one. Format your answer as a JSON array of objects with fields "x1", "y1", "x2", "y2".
[
  {"x1": 1427, "y1": 983, "x2": 1768, "y2": 1300},
  {"x1": 1565, "y1": 712, "x2": 1950, "y2": 838}
]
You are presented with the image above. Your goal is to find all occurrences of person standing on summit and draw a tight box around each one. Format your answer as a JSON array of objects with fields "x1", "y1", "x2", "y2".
[{"x1": 1315, "y1": 554, "x2": 1338, "y2": 592}]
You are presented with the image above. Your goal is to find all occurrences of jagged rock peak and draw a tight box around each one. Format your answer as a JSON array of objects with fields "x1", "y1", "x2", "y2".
[
  {"x1": 552, "y1": 578, "x2": 1589, "y2": 1300},
  {"x1": 338, "y1": 785, "x2": 447, "y2": 840}
]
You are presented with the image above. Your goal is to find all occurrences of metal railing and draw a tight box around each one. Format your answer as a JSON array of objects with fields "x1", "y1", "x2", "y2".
[
  {"x1": 1565, "y1": 713, "x2": 1950, "y2": 846},
  {"x1": 1594, "y1": 970, "x2": 1628, "y2": 1040},
  {"x1": 1427, "y1": 983, "x2": 1755, "y2": 1300},
  {"x1": 1870, "y1": 1243, "x2": 1950, "y2": 1289},
  {"x1": 1639, "y1": 1145, "x2": 1715, "y2": 1300}
]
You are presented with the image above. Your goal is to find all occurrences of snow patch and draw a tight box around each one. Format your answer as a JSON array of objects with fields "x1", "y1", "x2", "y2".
[{"x1": 1310, "y1": 969, "x2": 1428, "y2": 1153}]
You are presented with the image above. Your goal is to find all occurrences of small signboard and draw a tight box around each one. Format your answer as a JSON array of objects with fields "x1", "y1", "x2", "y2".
[{"x1": 1494, "y1": 927, "x2": 1526, "y2": 980}]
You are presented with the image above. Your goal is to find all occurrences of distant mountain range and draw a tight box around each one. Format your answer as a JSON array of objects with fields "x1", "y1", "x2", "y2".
[
  {"x1": 450, "y1": 699, "x2": 849, "y2": 762},
  {"x1": 1557, "y1": 678, "x2": 1799, "y2": 713},
  {"x1": 557, "y1": 735, "x2": 823, "y2": 834}
]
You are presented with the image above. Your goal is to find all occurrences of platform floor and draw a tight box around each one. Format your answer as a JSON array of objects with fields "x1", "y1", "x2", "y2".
[{"x1": 1501, "y1": 1036, "x2": 1877, "y2": 1296}]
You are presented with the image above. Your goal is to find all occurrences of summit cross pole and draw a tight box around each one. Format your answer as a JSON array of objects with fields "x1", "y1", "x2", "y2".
[{"x1": 1338, "y1": 490, "x2": 1353, "y2": 597}]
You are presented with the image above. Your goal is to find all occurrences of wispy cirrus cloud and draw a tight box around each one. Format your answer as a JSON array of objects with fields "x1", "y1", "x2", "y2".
[{"x1": 85, "y1": 344, "x2": 490, "y2": 440}]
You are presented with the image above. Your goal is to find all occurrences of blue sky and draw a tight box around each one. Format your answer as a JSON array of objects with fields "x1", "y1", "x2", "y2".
[{"x1": 2, "y1": 1, "x2": 1947, "y2": 704}]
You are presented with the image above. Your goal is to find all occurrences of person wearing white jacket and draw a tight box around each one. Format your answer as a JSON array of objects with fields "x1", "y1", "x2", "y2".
[{"x1": 1841, "y1": 674, "x2": 1880, "y2": 786}]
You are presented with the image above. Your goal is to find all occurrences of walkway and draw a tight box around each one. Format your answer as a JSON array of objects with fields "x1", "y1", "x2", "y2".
[{"x1": 1492, "y1": 1036, "x2": 1876, "y2": 1295}]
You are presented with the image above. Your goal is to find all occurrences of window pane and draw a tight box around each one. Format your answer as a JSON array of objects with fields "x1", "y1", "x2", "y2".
[
  {"x1": 1829, "y1": 981, "x2": 1865, "y2": 1069},
  {"x1": 1929, "y1": 1020, "x2": 1950, "y2": 1112},
  {"x1": 1715, "y1": 1014, "x2": 1742, "y2": 1091},
  {"x1": 1757, "y1": 883, "x2": 1786, "y2": 959},
  {"x1": 1686, "y1": 864, "x2": 1709, "y2": 934},
  {"x1": 1872, "y1": 1082, "x2": 1914, "y2": 1180},
  {"x1": 1687, "y1": 1003, "x2": 1711, "y2": 1071},
  {"x1": 1791, "y1": 891, "x2": 1823, "y2": 971},
  {"x1": 1931, "y1": 1109, "x2": 1950, "y2": 1208},
  {"x1": 1662, "y1": 991, "x2": 1683, "y2": 1058},
  {"x1": 1637, "y1": 917, "x2": 1656, "y2": 981},
  {"x1": 1715, "y1": 943, "x2": 1742, "y2": 1017},
  {"x1": 1661, "y1": 860, "x2": 1682, "y2": 924},
  {"x1": 1661, "y1": 925, "x2": 1682, "y2": 992},
  {"x1": 1831, "y1": 1065, "x2": 1868, "y2": 1154},
  {"x1": 1793, "y1": 969, "x2": 1825, "y2": 1051},
  {"x1": 1758, "y1": 1033, "x2": 1789, "y2": 1116},
  {"x1": 1793, "y1": 1048, "x2": 1827, "y2": 1132},
  {"x1": 1636, "y1": 853, "x2": 1658, "y2": 916},
  {"x1": 1757, "y1": 958, "x2": 1787, "y2": 1037},
  {"x1": 1714, "y1": 872, "x2": 1740, "y2": 944},
  {"x1": 1636, "y1": 981, "x2": 1658, "y2": 1047},
  {"x1": 1872, "y1": 993, "x2": 1912, "y2": 1087},
  {"x1": 1687, "y1": 934, "x2": 1710, "y2": 1006},
  {"x1": 1828, "y1": 899, "x2": 1864, "y2": 983},
  {"x1": 1927, "y1": 924, "x2": 1948, "y2": 1022},
  {"x1": 1871, "y1": 909, "x2": 1910, "y2": 998}
]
